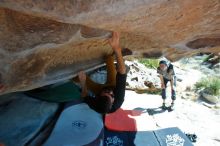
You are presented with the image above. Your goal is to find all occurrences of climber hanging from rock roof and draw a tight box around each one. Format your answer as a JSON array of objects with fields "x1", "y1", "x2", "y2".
[{"x1": 75, "y1": 32, "x2": 127, "y2": 114}]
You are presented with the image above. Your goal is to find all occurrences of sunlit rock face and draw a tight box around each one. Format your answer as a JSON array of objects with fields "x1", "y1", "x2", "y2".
[{"x1": 0, "y1": 0, "x2": 219, "y2": 95}]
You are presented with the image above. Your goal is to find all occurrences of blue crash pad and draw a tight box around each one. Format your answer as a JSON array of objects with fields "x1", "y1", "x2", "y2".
[
  {"x1": 104, "y1": 128, "x2": 160, "y2": 146},
  {"x1": 154, "y1": 127, "x2": 193, "y2": 146},
  {"x1": 104, "y1": 129, "x2": 130, "y2": 146},
  {"x1": 0, "y1": 93, "x2": 58, "y2": 146},
  {"x1": 44, "y1": 103, "x2": 103, "y2": 146},
  {"x1": 104, "y1": 127, "x2": 193, "y2": 146}
]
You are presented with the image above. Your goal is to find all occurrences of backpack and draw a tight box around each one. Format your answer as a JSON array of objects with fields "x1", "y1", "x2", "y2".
[{"x1": 167, "y1": 63, "x2": 174, "y2": 74}]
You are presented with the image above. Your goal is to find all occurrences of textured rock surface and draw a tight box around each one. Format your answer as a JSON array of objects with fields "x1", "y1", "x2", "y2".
[
  {"x1": 0, "y1": 0, "x2": 220, "y2": 94},
  {"x1": 0, "y1": 93, "x2": 59, "y2": 146}
]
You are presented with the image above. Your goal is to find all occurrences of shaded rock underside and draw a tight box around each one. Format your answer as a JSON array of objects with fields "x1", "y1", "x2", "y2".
[{"x1": 0, "y1": 0, "x2": 219, "y2": 94}]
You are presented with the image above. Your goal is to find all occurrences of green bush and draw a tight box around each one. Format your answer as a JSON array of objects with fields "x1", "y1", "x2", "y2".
[
  {"x1": 202, "y1": 54, "x2": 214, "y2": 63},
  {"x1": 195, "y1": 77, "x2": 220, "y2": 96},
  {"x1": 138, "y1": 58, "x2": 159, "y2": 69}
]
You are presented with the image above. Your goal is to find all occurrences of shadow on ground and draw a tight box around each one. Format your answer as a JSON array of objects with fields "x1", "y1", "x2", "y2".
[{"x1": 133, "y1": 107, "x2": 166, "y2": 116}]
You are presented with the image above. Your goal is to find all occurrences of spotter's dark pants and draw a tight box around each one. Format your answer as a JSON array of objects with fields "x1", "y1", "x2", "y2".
[{"x1": 161, "y1": 77, "x2": 176, "y2": 100}]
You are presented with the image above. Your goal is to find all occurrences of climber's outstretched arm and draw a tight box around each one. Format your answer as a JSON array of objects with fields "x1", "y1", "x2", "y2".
[{"x1": 108, "y1": 32, "x2": 126, "y2": 74}]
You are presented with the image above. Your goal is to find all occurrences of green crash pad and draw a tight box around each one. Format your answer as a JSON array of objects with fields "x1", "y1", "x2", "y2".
[{"x1": 25, "y1": 82, "x2": 81, "y2": 102}]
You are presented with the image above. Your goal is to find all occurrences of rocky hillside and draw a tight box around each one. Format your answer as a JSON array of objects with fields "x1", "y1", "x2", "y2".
[
  {"x1": 123, "y1": 54, "x2": 220, "y2": 146},
  {"x1": 125, "y1": 54, "x2": 219, "y2": 100}
]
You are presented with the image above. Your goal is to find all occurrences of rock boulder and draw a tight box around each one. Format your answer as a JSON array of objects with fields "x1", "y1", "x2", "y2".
[{"x1": 0, "y1": 0, "x2": 219, "y2": 94}]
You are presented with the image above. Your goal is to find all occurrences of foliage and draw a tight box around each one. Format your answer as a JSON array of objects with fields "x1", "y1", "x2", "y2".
[
  {"x1": 202, "y1": 54, "x2": 214, "y2": 63},
  {"x1": 195, "y1": 77, "x2": 220, "y2": 96},
  {"x1": 138, "y1": 58, "x2": 159, "y2": 69}
]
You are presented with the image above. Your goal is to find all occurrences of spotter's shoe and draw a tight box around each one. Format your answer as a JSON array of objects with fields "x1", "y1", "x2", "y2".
[
  {"x1": 161, "y1": 103, "x2": 167, "y2": 110},
  {"x1": 168, "y1": 103, "x2": 175, "y2": 112}
]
